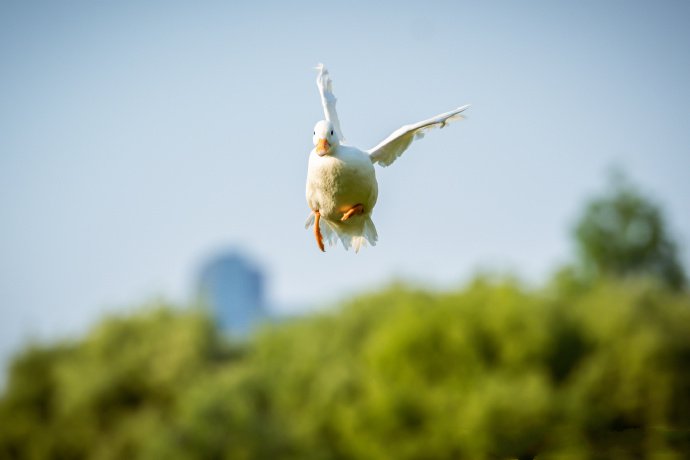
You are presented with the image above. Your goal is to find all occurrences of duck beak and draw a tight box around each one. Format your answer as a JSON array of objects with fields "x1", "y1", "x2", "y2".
[{"x1": 316, "y1": 138, "x2": 330, "y2": 156}]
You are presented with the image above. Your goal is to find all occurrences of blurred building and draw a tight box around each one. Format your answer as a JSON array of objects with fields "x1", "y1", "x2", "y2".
[{"x1": 196, "y1": 251, "x2": 267, "y2": 336}]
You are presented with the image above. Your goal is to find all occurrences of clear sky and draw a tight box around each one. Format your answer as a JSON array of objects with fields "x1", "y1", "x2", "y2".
[{"x1": 2, "y1": 1, "x2": 689, "y2": 371}]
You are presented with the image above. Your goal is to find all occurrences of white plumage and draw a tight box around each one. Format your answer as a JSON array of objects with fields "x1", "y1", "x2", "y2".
[{"x1": 306, "y1": 64, "x2": 470, "y2": 252}]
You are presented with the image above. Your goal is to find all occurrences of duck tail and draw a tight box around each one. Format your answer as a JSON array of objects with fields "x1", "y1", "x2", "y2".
[
  {"x1": 351, "y1": 216, "x2": 378, "y2": 252},
  {"x1": 305, "y1": 213, "x2": 378, "y2": 252},
  {"x1": 336, "y1": 215, "x2": 378, "y2": 253}
]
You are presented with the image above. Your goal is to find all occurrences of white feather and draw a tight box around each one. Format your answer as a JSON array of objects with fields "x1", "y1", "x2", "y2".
[
  {"x1": 315, "y1": 63, "x2": 346, "y2": 142},
  {"x1": 367, "y1": 105, "x2": 470, "y2": 167}
]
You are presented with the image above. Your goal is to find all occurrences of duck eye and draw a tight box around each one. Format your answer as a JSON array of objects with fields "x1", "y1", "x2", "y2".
[
  {"x1": 313, "y1": 131, "x2": 315, "y2": 135},
  {"x1": 330, "y1": 130, "x2": 334, "y2": 135}
]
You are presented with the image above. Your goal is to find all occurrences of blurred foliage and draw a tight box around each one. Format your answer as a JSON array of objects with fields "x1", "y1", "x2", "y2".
[
  {"x1": 2, "y1": 174, "x2": 689, "y2": 458},
  {"x1": 0, "y1": 307, "x2": 241, "y2": 460},
  {"x1": 1, "y1": 280, "x2": 689, "y2": 459},
  {"x1": 573, "y1": 173, "x2": 686, "y2": 291}
]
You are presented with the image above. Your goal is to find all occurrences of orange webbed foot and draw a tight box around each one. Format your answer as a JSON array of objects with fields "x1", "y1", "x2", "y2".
[
  {"x1": 313, "y1": 211, "x2": 325, "y2": 252},
  {"x1": 341, "y1": 204, "x2": 364, "y2": 222}
]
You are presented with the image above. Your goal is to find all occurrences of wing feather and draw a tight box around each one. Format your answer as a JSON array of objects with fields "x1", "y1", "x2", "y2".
[
  {"x1": 367, "y1": 104, "x2": 470, "y2": 167},
  {"x1": 315, "y1": 63, "x2": 345, "y2": 141}
]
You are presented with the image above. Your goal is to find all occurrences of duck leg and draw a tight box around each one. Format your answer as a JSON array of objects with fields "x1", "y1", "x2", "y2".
[
  {"x1": 341, "y1": 204, "x2": 364, "y2": 222},
  {"x1": 313, "y1": 210, "x2": 325, "y2": 252}
]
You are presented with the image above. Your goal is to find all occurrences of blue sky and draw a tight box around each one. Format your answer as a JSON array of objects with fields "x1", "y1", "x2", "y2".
[{"x1": 2, "y1": 1, "x2": 689, "y2": 371}]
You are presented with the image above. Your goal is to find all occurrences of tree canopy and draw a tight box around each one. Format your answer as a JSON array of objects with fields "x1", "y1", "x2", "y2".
[
  {"x1": 574, "y1": 173, "x2": 686, "y2": 290},
  {"x1": 1, "y1": 279, "x2": 689, "y2": 459}
]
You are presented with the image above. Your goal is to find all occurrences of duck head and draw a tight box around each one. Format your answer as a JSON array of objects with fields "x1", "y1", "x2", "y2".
[{"x1": 312, "y1": 120, "x2": 339, "y2": 156}]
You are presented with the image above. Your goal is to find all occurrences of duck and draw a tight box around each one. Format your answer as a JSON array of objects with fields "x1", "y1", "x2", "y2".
[{"x1": 306, "y1": 64, "x2": 469, "y2": 252}]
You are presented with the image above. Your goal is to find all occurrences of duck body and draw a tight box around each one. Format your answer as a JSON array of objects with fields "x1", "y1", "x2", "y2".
[
  {"x1": 306, "y1": 144, "x2": 378, "y2": 222},
  {"x1": 305, "y1": 144, "x2": 379, "y2": 252}
]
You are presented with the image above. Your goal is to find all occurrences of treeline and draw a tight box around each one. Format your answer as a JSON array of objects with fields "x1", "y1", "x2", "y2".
[{"x1": 1, "y1": 278, "x2": 689, "y2": 459}]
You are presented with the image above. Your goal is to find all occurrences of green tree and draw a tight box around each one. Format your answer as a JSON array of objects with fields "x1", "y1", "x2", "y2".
[
  {"x1": 0, "y1": 305, "x2": 241, "y2": 460},
  {"x1": 2, "y1": 282, "x2": 690, "y2": 459},
  {"x1": 574, "y1": 173, "x2": 686, "y2": 290}
]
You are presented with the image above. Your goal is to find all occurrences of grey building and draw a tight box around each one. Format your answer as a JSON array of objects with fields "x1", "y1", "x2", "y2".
[{"x1": 196, "y1": 251, "x2": 266, "y2": 336}]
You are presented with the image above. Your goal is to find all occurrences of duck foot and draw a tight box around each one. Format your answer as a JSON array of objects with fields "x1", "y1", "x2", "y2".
[
  {"x1": 341, "y1": 204, "x2": 364, "y2": 221},
  {"x1": 313, "y1": 210, "x2": 325, "y2": 252}
]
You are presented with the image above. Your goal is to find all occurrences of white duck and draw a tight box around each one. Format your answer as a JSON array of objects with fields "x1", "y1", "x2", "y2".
[{"x1": 306, "y1": 64, "x2": 469, "y2": 252}]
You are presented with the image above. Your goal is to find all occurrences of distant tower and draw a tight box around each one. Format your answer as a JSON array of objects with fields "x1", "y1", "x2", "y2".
[{"x1": 196, "y1": 251, "x2": 266, "y2": 336}]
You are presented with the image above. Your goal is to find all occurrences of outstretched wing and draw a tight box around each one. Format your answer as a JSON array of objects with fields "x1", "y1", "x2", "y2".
[
  {"x1": 315, "y1": 63, "x2": 345, "y2": 141},
  {"x1": 367, "y1": 104, "x2": 470, "y2": 167}
]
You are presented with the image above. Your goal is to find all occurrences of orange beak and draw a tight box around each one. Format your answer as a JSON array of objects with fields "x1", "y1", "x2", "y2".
[{"x1": 316, "y1": 138, "x2": 330, "y2": 156}]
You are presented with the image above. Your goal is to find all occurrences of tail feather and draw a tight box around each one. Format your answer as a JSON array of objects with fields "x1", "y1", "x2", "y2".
[
  {"x1": 304, "y1": 212, "x2": 343, "y2": 248},
  {"x1": 320, "y1": 219, "x2": 340, "y2": 248},
  {"x1": 349, "y1": 216, "x2": 379, "y2": 252},
  {"x1": 304, "y1": 213, "x2": 315, "y2": 229}
]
